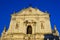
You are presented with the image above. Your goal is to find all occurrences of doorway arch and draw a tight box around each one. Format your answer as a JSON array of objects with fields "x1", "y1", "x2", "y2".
[{"x1": 27, "y1": 25, "x2": 32, "y2": 34}]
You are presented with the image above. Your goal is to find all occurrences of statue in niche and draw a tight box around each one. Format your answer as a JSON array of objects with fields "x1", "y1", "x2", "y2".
[
  {"x1": 40, "y1": 21, "x2": 44, "y2": 29},
  {"x1": 41, "y1": 22, "x2": 44, "y2": 29},
  {"x1": 15, "y1": 23, "x2": 19, "y2": 29}
]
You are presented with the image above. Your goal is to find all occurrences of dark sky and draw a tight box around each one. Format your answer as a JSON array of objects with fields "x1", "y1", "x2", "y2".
[{"x1": 0, "y1": 0, "x2": 60, "y2": 36}]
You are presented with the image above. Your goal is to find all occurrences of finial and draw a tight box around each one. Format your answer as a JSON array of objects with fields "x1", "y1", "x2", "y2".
[
  {"x1": 54, "y1": 25, "x2": 57, "y2": 30},
  {"x1": 45, "y1": 11, "x2": 50, "y2": 17},
  {"x1": 53, "y1": 25, "x2": 59, "y2": 36},
  {"x1": 4, "y1": 25, "x2": 6, "y2": 32}
]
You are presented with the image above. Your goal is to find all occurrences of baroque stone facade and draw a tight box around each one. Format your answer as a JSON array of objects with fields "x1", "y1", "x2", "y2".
[{"x1": 0, "y1": 7, "x2": 60, "y2": 40}]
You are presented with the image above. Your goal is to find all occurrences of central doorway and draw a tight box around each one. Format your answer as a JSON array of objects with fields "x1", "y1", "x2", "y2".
[{"x1": 27, "y1": 25, "x2": 32, "y2": 34}]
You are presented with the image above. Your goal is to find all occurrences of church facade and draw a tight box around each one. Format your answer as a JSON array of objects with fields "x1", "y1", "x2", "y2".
[{"x1": 0, "y1": 7, "x2": 60, "y2": 40}]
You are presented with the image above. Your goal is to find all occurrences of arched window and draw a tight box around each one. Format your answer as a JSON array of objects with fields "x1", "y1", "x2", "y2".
[{"x1": 27, "y1": 25, "x2": 32, "y2": 34}]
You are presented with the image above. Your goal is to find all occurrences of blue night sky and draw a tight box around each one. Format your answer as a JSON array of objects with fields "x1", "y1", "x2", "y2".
[{"x1": 0, "y1": 0, "x2": 60, "y2": 36}]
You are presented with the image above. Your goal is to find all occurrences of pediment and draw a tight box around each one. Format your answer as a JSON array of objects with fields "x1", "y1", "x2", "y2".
[{"x1": 12, "y1": 7, "x2": 49, "y2": 16}]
